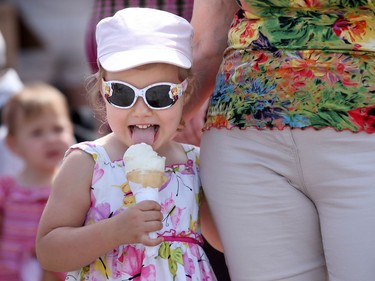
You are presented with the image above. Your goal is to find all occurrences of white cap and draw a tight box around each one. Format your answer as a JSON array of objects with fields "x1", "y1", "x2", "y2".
[{"x1": 96, "y1": 7, "x2": 193, "y2": 72}]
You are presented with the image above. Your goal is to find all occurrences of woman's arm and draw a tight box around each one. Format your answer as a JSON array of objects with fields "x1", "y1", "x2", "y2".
[
  {"x1": 183, "y1": 0, "x2": 239, "y2": 121},
  {"x1": 200, "y1": 193, "x2": 224, "y2": 252},
  {"x1": 36, "y1": 149, "x2": 163, "y2": 272}
]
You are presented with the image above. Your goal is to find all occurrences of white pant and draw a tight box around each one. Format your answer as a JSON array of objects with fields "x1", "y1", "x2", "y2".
[{"x1": 201, "y1": 128, "x2": 375, "y2": 281}]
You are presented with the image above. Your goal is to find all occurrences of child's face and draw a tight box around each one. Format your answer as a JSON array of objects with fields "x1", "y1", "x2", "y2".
[
  {"x1": 104, "y1": 63, "x2": 184, "y2": 151},
  {"x1": 7, "y1": 110, "x2": 74, "y2": 173}
]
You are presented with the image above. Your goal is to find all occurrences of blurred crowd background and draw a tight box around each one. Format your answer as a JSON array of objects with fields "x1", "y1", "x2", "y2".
[{"x1": 1, "y1": 0, "x2": 96, "y2": 143}]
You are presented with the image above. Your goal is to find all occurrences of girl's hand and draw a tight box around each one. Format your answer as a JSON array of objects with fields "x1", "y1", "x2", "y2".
[{"x1": 114, "y1": 200, "x2": 164, "y2": 246}]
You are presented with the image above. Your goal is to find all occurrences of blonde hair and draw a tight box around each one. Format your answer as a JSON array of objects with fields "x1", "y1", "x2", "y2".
[
  {"x1": 85, "y1": 64, "x2": 196, "y2": 130},
  {"x1": 2, "y1": 82, "x2": 71, "y2": 136}
]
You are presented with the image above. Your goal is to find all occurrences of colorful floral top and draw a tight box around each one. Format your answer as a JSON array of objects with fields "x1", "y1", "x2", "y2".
[
  {"x1": 205, "y1": 0, "x2": 375, "y2": 133},
  {"x1": 65, "y1": 142, "x2": 216, "y2": 281}
]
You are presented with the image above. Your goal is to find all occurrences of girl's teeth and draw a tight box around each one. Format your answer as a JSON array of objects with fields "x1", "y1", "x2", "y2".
[{"x1": 136, "y1": 124, "x2": 151, "y2": 129}]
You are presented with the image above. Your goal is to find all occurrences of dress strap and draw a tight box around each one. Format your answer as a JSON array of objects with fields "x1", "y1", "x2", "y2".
[
  {"x1": 181, "y1": 143, "x2": 200, "y2": 162},
  {"x1": 65, "y1": 141, "x2": 112, "y2": 163}
]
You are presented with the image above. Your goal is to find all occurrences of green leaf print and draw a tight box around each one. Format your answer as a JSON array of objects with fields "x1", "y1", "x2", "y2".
[
  {"x1": 336, "y1": 0, "x2": 372, "y2": 8},
  {"x1": 159, "y1": 242, "x2": 169, "y2": 259},
  {"x1": 260, "y1": 12, "x2": 342, "y2": 49},
  {"x1": 168, "y1": 248, "x2": 183, "y2": 277},
  {"x1": 308, "y1": 110, "x2": 358, "y2": 131},
  {"x1": 171, "y1": 247, "x2": 184, "y2": 265},
  {"x1": 158, "y1": 242, "x2": 184, "y2": 278},
  {"x1": 80, "y1": 265, "x2": 90, "y2": 280},
  {"x1": 241, "y1": 0, "x2": 290, "y2": 9},
  {"x1": 168, "y1": 258, "x2": 178, "y2": 278}
]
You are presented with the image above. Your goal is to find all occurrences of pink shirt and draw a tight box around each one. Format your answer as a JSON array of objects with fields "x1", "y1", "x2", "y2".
[{"x1": 0, "y1": 176, "x2": 50, "y2": 279}]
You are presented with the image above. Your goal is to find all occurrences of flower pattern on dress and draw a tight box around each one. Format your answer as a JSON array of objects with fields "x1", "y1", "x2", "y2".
[
  {"x1": 65, "y1": 142, "x2": 216, "y2": 281},
  {"x1": 161, "y1": 193, "x2": 186, "y2": 229},
  {"x1": 118, "y1": 246, "x2": 156, "y2": 280},
  {"x1": 205, "y1": 0, "x2": 375, "y2": 133}
]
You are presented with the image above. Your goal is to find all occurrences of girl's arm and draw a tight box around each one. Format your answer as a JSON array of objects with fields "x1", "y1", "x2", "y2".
[
  {"x1": 183, "y1": 0, "x2": 239, "y2": 121},
  {"x1": 36, "y1": 149, "x2": 164, "y2": 272},
  {"x1": 200, "y1": 193, "x2": 224, "y2": 252}
]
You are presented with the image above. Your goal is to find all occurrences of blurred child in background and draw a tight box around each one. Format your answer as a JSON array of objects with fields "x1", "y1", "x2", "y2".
[{"x1": 0, "y1": 82, "x2": 75, "y2": 281}]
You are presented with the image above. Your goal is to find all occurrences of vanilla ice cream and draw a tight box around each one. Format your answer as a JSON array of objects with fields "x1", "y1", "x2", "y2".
[{"x1": 124, "y1": 142, "x2": 165, "y2": 175}]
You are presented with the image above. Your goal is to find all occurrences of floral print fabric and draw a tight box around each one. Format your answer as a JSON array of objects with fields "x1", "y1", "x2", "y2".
[
  {"x1": 65, "y1": 142, "x2": 216, "y2": 281},
  {"x1": 205, "y1": 0, "x2": 375, "y2": 132}
]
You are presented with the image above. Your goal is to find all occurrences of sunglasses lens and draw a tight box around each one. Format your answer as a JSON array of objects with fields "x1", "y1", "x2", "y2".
[
  {"x1": 146, "y1": 85, "x2": 174, "y2": 108},
  {"x1": 107, "y1": 83, "x2": 135, "y2": 107}
]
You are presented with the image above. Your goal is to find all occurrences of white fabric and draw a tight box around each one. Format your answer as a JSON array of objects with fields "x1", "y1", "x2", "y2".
[
  {"x1": 0, "y1": 68, "x2": 23, "y2": 107},
  {"x1": 201, "y1": 127, "x2": 375, "y2": 281},
  {"x1": 20, "y1": 255, "x2": 42, "y2": 281},
  {"x1": 0, "y1": 68, "x2": 24, "y2": 177},
  {"x1": 0, "y1": 126, "x2": 23, "y2": 177},
  {"x1": 96, "y1": 8, "x2": 193, "y2": 71}
]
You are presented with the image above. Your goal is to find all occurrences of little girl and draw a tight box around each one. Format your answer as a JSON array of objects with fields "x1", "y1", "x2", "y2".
[
  {"x1": 36, "y1": 8, "x2": 221, "y2": 281},
  {"x1": 0, "y1": 82, "x2": 75, "y2": 280}
]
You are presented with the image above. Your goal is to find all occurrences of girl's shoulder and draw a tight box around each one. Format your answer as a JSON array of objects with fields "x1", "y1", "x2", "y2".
[
  {"x1": 175, "y1": 143, "x2": 201, "y2": 169},
  {"x1": 67, "y1": 140, "x2": 101, "y2": 154},
  {"x1": 181, "y1": 143, "x2": 200, "y2": 161},
  {"x1": 65, "y1": 140, "x2": 111, "y2": 163}
]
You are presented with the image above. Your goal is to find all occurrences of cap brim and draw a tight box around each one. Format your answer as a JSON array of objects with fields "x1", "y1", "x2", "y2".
[{"x1": 99, "y1": 48, "x2": 191, "y2": 72}]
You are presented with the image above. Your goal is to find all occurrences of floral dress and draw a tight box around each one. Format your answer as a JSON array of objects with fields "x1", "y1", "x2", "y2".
[
  {"x1": 205, "y1": 0, "x2": 375, "y2": 133},
  {"x1": 65, "y1": 141, "x2": 216, "y2": 281}
]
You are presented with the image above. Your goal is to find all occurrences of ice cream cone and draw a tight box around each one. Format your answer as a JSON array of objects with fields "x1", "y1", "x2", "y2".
[
  {"x1": 126, "y1": 170, "x2": 167, "y2": 189},
  {"x1": 123, "y1": 143, "x2": 167, "y2": 257},
  {"x1": 126, "y1": 170, "x2": 166, "y2": 203}
]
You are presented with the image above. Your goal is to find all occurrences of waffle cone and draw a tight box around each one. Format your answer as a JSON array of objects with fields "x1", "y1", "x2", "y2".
[{"x1": 126, "y1": 170, "x2": 166, "y2": 188}]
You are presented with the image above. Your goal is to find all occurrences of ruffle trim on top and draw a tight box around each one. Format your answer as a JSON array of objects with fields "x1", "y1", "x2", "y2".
[{"x1": 203, "y1": 123, "x2": 375, "y2": 134}]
